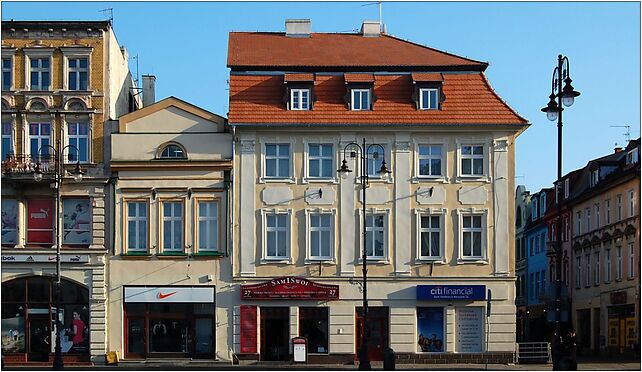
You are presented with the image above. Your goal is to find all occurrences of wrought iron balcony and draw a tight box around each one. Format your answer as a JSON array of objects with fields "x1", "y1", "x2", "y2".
[{"x1": 1, "y1": 154, "x2": 56, "y2": 176}]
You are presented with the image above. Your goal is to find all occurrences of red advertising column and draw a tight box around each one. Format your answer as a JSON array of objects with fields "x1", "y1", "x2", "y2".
[{"x1": 240, "y1": 305, "x2": 257, "y2": 353}]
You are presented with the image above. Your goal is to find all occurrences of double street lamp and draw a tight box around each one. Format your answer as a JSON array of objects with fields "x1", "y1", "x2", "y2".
[
  {"x1": 337, "y1": 138, "x2": 391, "y2": 371},
  {"x1": 33, "y1": 140, "x2": 84, "y2": 370},
  {"x1": 541, "y1": 54, "x2": 580, "y2": 369}
]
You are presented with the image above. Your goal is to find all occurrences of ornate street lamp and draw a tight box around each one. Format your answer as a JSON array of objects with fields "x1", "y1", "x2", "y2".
[
  {"x1": 541, "y1": 54, "x2": 580, "y2": 370},
  {"x1": 33, "y1": 140, "x2": 84, "y2": 370},
  {"x1": 338, "y1": 138, "x2": 391, "y2": 371}
]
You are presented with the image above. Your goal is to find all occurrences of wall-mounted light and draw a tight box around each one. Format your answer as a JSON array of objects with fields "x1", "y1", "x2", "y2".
[
  {"x1": 151, "y1": 189, "x2": 157, "y2": 200},
  {"x1": 429, "y1": 186, "x2": 434, "y2": 197},
  {"x1": 318, "y1": 188, "x2": 323, "y2": 198},
  {"x1": 187, "y1": 188, "x2": 192, "y2": 200}
]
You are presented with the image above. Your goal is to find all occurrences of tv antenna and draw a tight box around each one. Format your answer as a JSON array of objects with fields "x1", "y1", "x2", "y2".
[
  {"x1": 610, "y1": 124, "x2": 631, "y2": 144},
  {"x1": 99, "y1": 8, "x2": 113, "y2": 22},
  {"x1": 362, "y1": 2, "x2": 383, "y2": 32}
]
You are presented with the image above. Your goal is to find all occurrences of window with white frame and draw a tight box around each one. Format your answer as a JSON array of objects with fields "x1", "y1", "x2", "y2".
[
  {"x1": 626, "y1": 148, "x2": 639, "y2": 164},
  {"x1": 68, "y1": 57, "x2": 88, "y2": 90},
  {"x1": 461, "y1": 214, "x2": 484, "y2": 259},
  {"x1": 365, "y1": 214, "x2": 386, "y2": 259},
  {"x1": 126, "y1": 201, "x2": 148, "y2": 252},
  {"x1": 265, "y1": 143, "x2": 290, "y2": 178},
  {"x1": 30, "y1": 57, "x2": 50, "y2": 90},
  {"x1": 290, "y1": 89, "x2": 310, "y2": 110},
  {"x1": 628, "y1": 242, "x2": 634, "y2": 279},
  {"x1": 160, "y1": 144, "x2": 186, "y2": 159},
  {"x1": 532, "y1": 199, "x2": 539, "y2": 222},
  {"x1": 605, "y1": 248, "x2": 612, "y2": 283},
  {"x1": 2, "y1": 122, "x2": 13, "y2": 160},
  {"x1": 586, "y1": 208, "x2": 591, "y2": 232},
  {"x1": 585, "y1": 252, "x2": 591, "y2": 287},
  {"x1": 615, "y1": 247, "x2": 622, "y2": 280},
  {"x1": 575, "y1": 255, "x2": 581, "y2": 289},
  {"x1": 419, "y1": 214, "x2": 442, "y2": 260},
  {"x1": 419, "y1": 88, "x2": 439, "y2": 110},
  {"x1": 67, "y1": 122, "x2": 89, "y2": 163},
  {"x1": 265, "y1": 213, "x2": 289, "y2": 259},
  {"x1": 418, "y1": 144, "x2": 442, "y2": 176},
  {"x1": 628, "y1": 190, "x2": 635, "y2": 218},
  {"x1": 351, "y1": 89, "x2": 370, "y2": 111},
  {"x1": 197, "y1": 201, "x2": 218, "y2": 253},
  {"x1": 594, "y1": 251, "x2": 600, "y2": 285},
  {"x1": 591, "y1": 169, "x2": 599, "y2": 187},
  {"x1": 595, "y1": 204, "x2": 600, "y2": 229},
  {"x1": 606, "y1": 199, "x2": 611, "y2": 224},
  {"x1": 308, "y1": 143, "x2": 333, "y2": 179},
  {"x1": 309, "y1": 213, "x2": 333, "y2": 260},
  {"x1": 576, "y1": 211, "x2": 582, "y2": 235},
  {"x1": 162, "y1": 201, "x2": 183, "y2": 253},
  {"x1": 366, "y1": 145, "x2": 386, "y2": 177},
  {"x1": 2, "y1": 58, "x2": 11, "y2": 91},
  {"x1": 616, "y1": 194, "x2": 622, "y2": 221},
  {"x1": 460, "y1": 145, "x2": 484, "y2": 176},
  {"x1": 540, "y1": 194, "x2": 546, "y2": 216},
  {"x1": 564, "y1": 178, "x2": 570, "y2": 198},
  {"x1": 29, "y1": 122, "x2": 51, "y2": 160}
]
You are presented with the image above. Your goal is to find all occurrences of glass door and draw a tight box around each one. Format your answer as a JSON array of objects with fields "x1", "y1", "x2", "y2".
[
  {"x1": 126, "y1": 317, "x2": 145, "y2": 359},
  {"x1": 148, "y1": 318, "x2": 190, "y2": 357},
  {"x1": 27, "y1": 315, "x2": 50, "y2": 362},
  {"x1": 193, "y1": 318, "x2": 213, "y2": 358}
]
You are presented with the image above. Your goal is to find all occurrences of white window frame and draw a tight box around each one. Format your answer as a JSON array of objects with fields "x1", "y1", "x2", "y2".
[
  {"x1": 605, "y1": 248, "x2": 612, "y2": 283},
  {"x1": 540, "y1": 194, "x2": 546, "y2": 216},
  {"x1": 2, "y1": 121, "x2": 14, "y2": 160},
  {"x1": 626, "y1": 148, "x2": 639, "y2": 164},
  {"x1": 23, "y1": 48, "x2": 53, "y2": 91},
  {"x1": 290, "y1": 88, "x2": 310, "y2": 110},
  {"x1": 125, "y1": 200, "x2": 149, "y2": 253},
  {"x1": 412, "y1": 139, "x2": 448, "y2": 183},
  {"x1": 455, "y1": 139, "x2": 490, "y2": 183},
  {"x1": 61, "y1": 48, "x2": 92, "y2": 91},
  {"x1": 160, "y1": 200, "x2": 184, "y2": 253},
  {"x1": 2, "y1": 54, "x2": 13, "y2": 91},
  {"x1": 616, "y1": 246, "x2": 622, "y2": 281},
  {"x1": 415, "y1": 208, "x2": 446, "y2": 263},
  {"x1": 416, "y1": 144, "x2": 444, "y2": 178},
  {"x1": 460, "y1": 144, "x2": 485, "y2": 177},
  {"x1": 351, "y1": 89, "x2": 371, "y2": 111},
  {"x1": 305, "y1": 209, "x2": 335, "y2": 262},
  {"x1": 28, "y1": 121, "x2": 52, "y2": 159},
  {"x1": 359, "y1": 208, "x2": 390, "y2": 262},
  {"x1": 628, "y1": 242, "x2": 635, "y2": 279},
  {"x1": 419, "y1": 88, "x2": 439, "y2": 110},
  {"x1": 532, "y1": 199, "x2": 539, "y2": 222},
  {"x1": 591, "y1": 169, "x2": 599, "y2": 187},
  {"x1": 358, "y1": 140, "x2": 393, "y2": 183},
  {"x1": 456, "y1": 209, "x2": 488, "y2": 263},
  {"x1": 261, "y1": 209, "x2": 292, "y2": 262},
  {"x1": 260, "y1": 140, "x2": 295, "y2": 183},
  {"x1": 305, "y1": 142, "x2": 335, "y2": 181},
  {"x1": 65, "y1": 120, "x2": 91, "y2": 164},
  {"x1": 594, "y1": 250, "x2": 600, "y2": 285},
  {"x1": 628, "y1": 189, "x2": 635, "y2": 218},
  {"x1": 195, "y1": 199, "x2": 219, "y2": 253}
]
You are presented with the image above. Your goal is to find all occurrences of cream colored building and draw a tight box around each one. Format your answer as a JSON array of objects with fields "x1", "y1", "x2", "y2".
[
  {"x1": 107, "y1": 97, "x2": 233, "y2": 361},
  {"x1": 228, "y1": 20, "x2": 529, "y2": 364},
  {"x1": 1, "y1": 20, "x2": 138, "y2": 365}
]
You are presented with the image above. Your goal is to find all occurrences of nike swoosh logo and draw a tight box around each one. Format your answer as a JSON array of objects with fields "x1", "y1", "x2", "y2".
[{"x1": 158, "y1": 291, "x2": 177, "y2": 299}]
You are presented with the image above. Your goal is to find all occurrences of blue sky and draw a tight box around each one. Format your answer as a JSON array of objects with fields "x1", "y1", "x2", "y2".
[{"x1": 2, "y1": 1, "x2": 640, "y2": 192}]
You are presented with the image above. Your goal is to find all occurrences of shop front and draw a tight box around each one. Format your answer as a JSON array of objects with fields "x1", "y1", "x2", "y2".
[
  {"x1": 122, "y1": 286, "x2": 216, "y2": 359},
  {"x1": 606, "y1": 290, "x2": 636, "y2": 354}
]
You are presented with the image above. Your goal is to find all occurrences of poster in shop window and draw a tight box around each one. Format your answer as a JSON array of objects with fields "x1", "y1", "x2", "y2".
[
  {"x1": 417, "y1": 307, "x2": 444, "y2": 352},
  {"x1": 62, "y1": 199, "x2": 91, "y2": 245},
  {"x1": 27, "y1": 199, "x2": 53, "y2": 244},
  {"x1": 1, "y1": 199, "x2": 18, "y2": 245},
  {"x1": 456, "y1": 307, "x2": 483, "y2": 352}
]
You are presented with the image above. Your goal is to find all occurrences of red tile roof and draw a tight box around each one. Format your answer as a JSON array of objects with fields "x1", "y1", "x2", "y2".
[
  {"x1": 228, "y1": 32, "x2": 487, "y2": 70},
  {"x1": 344, "y1": 73, "x2": 375, "y2": 83},
  {"x1": 284, "y1": 73, "x2": 314, "y2": 82},
  {"x1": 229, "y1": 73, "x2": 527, "y2": 125}
]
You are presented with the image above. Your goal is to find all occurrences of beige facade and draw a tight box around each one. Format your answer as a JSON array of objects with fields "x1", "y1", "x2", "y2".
[
  {"x1": 1, "y1": 21, "x2": 138, "y2": 364},
  {"x1": 107, "y1": 97, "x2": 233, "y2": 361}
]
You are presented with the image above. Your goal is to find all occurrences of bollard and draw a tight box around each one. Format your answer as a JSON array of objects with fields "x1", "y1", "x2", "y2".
[{"x1": 383, "y1": 347, "x2": 395, "y2": 370}]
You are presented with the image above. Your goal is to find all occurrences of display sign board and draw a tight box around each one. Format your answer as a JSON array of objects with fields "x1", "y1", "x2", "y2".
[
  {"x1": 456, "y1": 307, "x2": 483, "y2": 353},
  {"x1": 240, "y1": 276, "x2": 339, "y2": 300},
  {"x1": 1, "y1": 254, "x2": 89, "y2": 263},
  {"x1": 417, "y1": 285, "x2": 486, "y2": 300},
  {"x1": 1, "y1": 199, "x2": 18, "y2": 245},
  {"x1": 124, "y1": 286, "x2": 215, "y2": 303},
  {"x1": 240, "y1": 305, "x2": 257, "y2": 354},
  {"x1": 27, "y1": 199, "x2": 53, "y2": 244},
  {"x1": 292, "y1": 337, "x2": 307, "y2": 363}
]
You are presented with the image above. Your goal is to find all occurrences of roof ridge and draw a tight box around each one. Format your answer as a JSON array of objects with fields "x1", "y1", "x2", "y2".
[
  {"x1": 381, "y1": 34, "x2": 487, "y2": 67},
  {"x1": 479, "y1": 72, "x2": 528, "y2": 124}
]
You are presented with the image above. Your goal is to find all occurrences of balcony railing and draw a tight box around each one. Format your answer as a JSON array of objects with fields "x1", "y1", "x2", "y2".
[{"x1": 2, "y1": 154, "x2": 56, "y2": 175}]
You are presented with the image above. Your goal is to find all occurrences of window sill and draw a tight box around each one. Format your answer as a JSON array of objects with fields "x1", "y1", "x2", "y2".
[
  {"x1": 193, "y1": 252, "x2": 225, "y2": 258},
  {"x1": 305, "y1": 258, "x2": 335, "y2": 265},
  {"x1": 414, "y1": 259, "x2": 446, "y2": 264},
  {"x1": 259, "y1": 177, "x2": 296, "y2": 184},
  {"x1": 457, "y1": 258, "x2": 488, "y2": 265},
  {"x1": 455, "y1": 175, "x2": 490, "y2": 183},
  {"x1": 412, "y1": 176, "x2": 448, "y2": 184},
  {"x1": 303, "y1": 178, "x2": 338, "y2": 184},
  {"x1": 260, "y1": 258, "x2": 292, "y2": 264},
  {"x1": 120, "y1": 252, "x2": 151, "y2": 259},
  {"x1": 357, "y1": 258, "x2": 390, "y2": 265}
]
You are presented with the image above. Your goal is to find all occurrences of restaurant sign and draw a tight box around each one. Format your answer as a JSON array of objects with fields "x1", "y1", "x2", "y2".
[
  {"x1": 417, "y1": 285, "x2": 486, "y2": 301},
  {"x1": 241, "y1": 276, "x2": 339, "y2": 300}
]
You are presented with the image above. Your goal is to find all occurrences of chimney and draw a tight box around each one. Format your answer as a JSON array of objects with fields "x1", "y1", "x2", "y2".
[
  {"x1": 285, "y1": 19, "x2": 311, "y2": 37},
  {"x1": 142, "y1": 75, "x2": 156, "y2": 107},
  {"x1": 361, "y1": 21, "x2": 381, "y2": 37},
  {"x1": 614, "y1": 146, "x2": 623, "y2": 153}
]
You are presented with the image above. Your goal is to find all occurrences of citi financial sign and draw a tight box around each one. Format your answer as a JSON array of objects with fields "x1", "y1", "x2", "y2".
[{"x1": 416, "y1": 285, "x2": 486, "y2": 301}]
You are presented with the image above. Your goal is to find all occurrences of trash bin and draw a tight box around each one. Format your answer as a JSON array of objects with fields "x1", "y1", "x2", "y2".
[{"x1": 383, "y1": 347, "x2": 395, "y2": 370}]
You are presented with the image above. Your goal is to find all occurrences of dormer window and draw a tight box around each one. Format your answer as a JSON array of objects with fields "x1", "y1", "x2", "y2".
[
  {"x1": 540, "y1": 194, "x2": 546, "y2": 216},
  {"x1": 290, "y1": 89, "x2": 310, "y2": 110},
  {"x1": 626, "y1": 148, "x2": 639, "y2": 164},
  {"x1": 351, "y1": 89, "x2": 371, "y2": 111},
  {"x1": 532, "y1": 198, "x2": 538, "y2": 221},
  {"x1": 591, "y1": 169, "x2": 599, "y2": 187},
  {"x1": 158, "y1": 143, "x2": 186, "y2": 159},
  {"x1": 419, "y1": 88, "x2": 439, "y2": 110}
]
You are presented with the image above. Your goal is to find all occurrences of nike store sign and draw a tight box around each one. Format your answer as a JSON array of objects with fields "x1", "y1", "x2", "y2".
[{"x1": 124, "y1": 286, "x2": 215, "y2": 303}]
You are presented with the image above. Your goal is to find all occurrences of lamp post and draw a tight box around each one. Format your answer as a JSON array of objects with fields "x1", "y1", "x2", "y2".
[
  {"x1": 338, "y1": 138, "x2": 391, "y2": 371},
  {"x1": 541, "y1": 54, "x2": 580, "y2": 370},
  {"x1": 33, "y1": 140, "x2": 84, "y2": 370}
]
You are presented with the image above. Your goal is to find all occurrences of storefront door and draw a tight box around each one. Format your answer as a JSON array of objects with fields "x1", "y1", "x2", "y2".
[
  {"x1": 148, "y1": 317, "x2": 191, "y2": 357},
  {"x1": 260, "y1": 307, "x2": 289, "y2": 361},
  {"x1": 27, "y1": 315, "x2": 50, "y2": 362},
  {"x1": 356, "y1": 307, "x2": 389, "y2": 361}
]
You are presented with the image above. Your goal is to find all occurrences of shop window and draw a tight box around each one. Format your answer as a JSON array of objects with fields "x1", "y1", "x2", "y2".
[
  {"x1": 1, "y1": 279, "x2": 25, "y2": 303},
  {"x1": 417, "y1": 307, "x2": 444, "y2": 352},
  {"x1": 197, "y1": 201, "x2": 218, "y2": 253},
  {"x1": 299, "y1": 307, "x2": 329, "y2": 354},
  {"x1": 194, "y1": 303, "x2": 215, "y2": 314},
  {"x1": 455, "y1": 307, "x2": 484, "y2": 352},
  {"x1": 62, "y1": 199, "x2": 91, "y2": 246},
  {"x1": 1, "y1": 304, "x2": 26, "y2": 353},
  {"x1": 1, "y1": 198, "x2": 18, "y2": 245},
  {"x1": 27, "y1": 199, "x2": 54, "y2": 245}
]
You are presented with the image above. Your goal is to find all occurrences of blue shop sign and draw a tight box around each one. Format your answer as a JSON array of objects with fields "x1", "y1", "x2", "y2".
[{"x1": 416, "y1": 285, "x2": 486, "y2": 301}]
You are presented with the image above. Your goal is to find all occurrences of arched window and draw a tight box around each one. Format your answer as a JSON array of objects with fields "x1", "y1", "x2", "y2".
[
  {"x1": 29, "y1": 100, "x2": 47, "y2": 112},
  {"x1": 158, "y1": 143, "x2": 186, "y2": 159}
]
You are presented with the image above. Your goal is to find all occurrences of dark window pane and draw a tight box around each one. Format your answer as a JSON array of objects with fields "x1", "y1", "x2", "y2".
[
  {"x1": 2, "y1": 279, "x2": 26, "y2": 302},
  {"x1": 28, "y1": 277, "x2": 51, "y2": 302},
  {"x1": 127, "y1": 318, "x2": 145, "y2": 354},
  {"x1": 1, "y1": 303, "x2": 26, "y2": 352},
  {"x1": 60, "y1": 280, "x2": 89, "y2": 304},
  {"x1": 299, "y1": 307, "x2": 329, "y2": 354}
]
